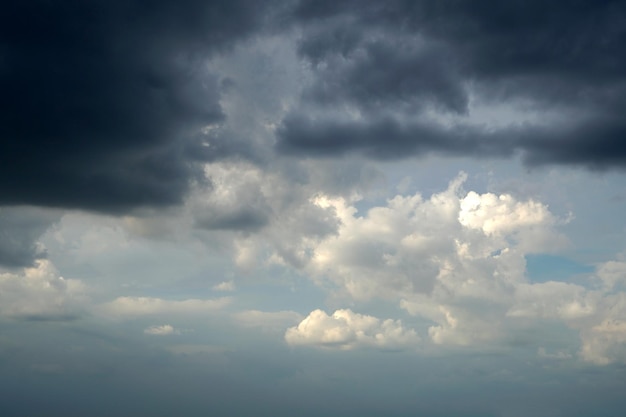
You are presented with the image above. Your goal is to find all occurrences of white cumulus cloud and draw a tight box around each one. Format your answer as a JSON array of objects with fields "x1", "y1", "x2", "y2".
[
  {"x1": 285, "y1": 309, "x2": 419, "y2": 350},
  {"x1": 0, "y1": 260, "x2": 87, "y2": 320},
  {"x1": 305, "y1": 173, "x2": 567, "y2": 304},
  {"x1": 288, "y1": 174, "x2": 626, "y2": 359}
]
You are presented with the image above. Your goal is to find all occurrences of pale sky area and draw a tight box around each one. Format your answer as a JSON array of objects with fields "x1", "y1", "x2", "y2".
[{"x1": 2, "y1": 1, "x2": 626, "y2": 416}]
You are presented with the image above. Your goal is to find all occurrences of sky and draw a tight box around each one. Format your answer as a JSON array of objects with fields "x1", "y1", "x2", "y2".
[{"x1": 2, "y1": 1, "x2": 626, "y2": 416}]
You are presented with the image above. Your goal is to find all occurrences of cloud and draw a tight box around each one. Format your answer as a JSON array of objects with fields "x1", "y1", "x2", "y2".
[
  {"x1": 507, "y1": 281, "x2": 596, "y2": 320},
  {"x1": 4, "y1": 0, "x2": 622, "y2": 217},
  {"x1": 286, "y1": 174, "x2": 609, "y2": 350},
  {"x1": 459, "y1": 191, "x2": 556, "y2": 236},
  {"x1": 99, "y1": 296, "x2": 231, "y2": 317},
  {"x1": 0, "y1": 207, "x2": 61, "y2": 267},
  {"x1": 299, "y1": 32, "x2": 467, "y2": 113},
  {"x1": 276, "y1": 114, "x2": 479, "y2": 159},
  {"x1": 193, "y1": 163, "x2": 272, "y2": 232},
  {"x1": 234, "y1": 310, "x2": 303, "y2": 332},
  {"x1": 275, "y1": 174, "x2": 626, "y2": 363},
  {"x1": 213, "y1": 280, "x2": 236, "y2": 292},
  {"x1": 190, "y1": 160, "x2": 343, "y2": 270},
  {"x1": 0, "y1": 0, "x2": 280, "y2": 212},
  {"x1": 144, "y1": 324, "x2": 180, "y2": 336},
  {"x1": 577, "y1": 291, "x2": 626, "y2": 365},
  {"x1": 596, "y1": 260, "x2": 626, "y2": 291},
  {"x1": 304, "y1": 173, "x2": 566, "y2": 302},
  {"x1": 285, "y1": 309, "x2": 419, "y2": 350},
  {"x1": 537, "y1": 347, "x2": 573, "y2": 360},
  {"x1": 0, "y1": 260, "x2": 87, "y2": 321},
  {"x1": 278, "y1": 0, "x2": 626, "y2": 169}
]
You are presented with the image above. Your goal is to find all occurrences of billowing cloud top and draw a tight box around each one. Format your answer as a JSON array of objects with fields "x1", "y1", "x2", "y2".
[{"x1": 285, "y1": 309, "x2": 419, "y2": 350}]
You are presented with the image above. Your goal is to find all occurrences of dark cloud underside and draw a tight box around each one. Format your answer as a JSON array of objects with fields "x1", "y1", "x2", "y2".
[
  {"x1": 2, "y1": 0, "x2": 626, "y2": 216},
  {"x1": 278, "y1": 0, "x2": 626, "y2": 168},
  {"x1": 0, "y1": 207, "x2": 60, "y2": 267},
  {"x1": 0, "y1": 0, "x2": 274, "y2": 213}
]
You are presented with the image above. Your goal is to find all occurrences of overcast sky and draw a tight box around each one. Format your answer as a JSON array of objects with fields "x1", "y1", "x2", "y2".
[{"x1": 2, "y1": 1, "x2": 626, "y2": 416}]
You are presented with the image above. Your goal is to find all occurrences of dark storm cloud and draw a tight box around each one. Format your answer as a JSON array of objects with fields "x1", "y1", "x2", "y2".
[
  {"x1": 279, "y1": 0, "x2": 626, "y2": 168},
  {"x1": 196, "y1": 206, "x2": 270, "y2": 231},
  {"x1": 3, "y1": 0, "x2": 625, "y2": 213},
  {"x1": 294, "y1": 0, "x2": 626, "y2": 81},
  {"x1": 0, "y1": 0, "x2": 279, "y2": 213},
  {"x1": 184, "y1": 128, "x2": 272, "y2": 166},
  {"x1": 0, "y1": 207, "x2": 60, "y2": 268},
  {"x1": 301, "y1": 33, "x2": 468, "y2": 113},
  {"x1": 277, "y1": 113, "x2": 515, "y2": 159},
  {"x1": 278, "y1": 110, "x2": 626, "y2": 169},
  {"x1": 521, "y1": 115, "x2": 626, "y2": 168}
]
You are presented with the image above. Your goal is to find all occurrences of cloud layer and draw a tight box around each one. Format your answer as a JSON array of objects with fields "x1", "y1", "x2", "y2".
[
  {"x1": 0, "y1": 207, "x2": 61, "y2": 267},
  {"x1": 0, "y1": 0, "x2": 279, "y2": 212},
  {"x1": 278, "y1": 0, "x2": 626, "y2": 168},
  {"x1": 2, "y1": 0, "x2": 625, "y2": 215}
]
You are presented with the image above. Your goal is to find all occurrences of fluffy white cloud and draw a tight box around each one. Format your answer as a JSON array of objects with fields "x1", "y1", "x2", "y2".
[
  {"x1": 99, "y1": 296, "x2": 231, "y2": 317},
  {"x1": 0, "y1": 260, "x2": 87, "y2": 320},
  {"x1": 285, "y1": 309, "x2": 419, "y2": 350},
  {"x1": 459, "y1": 190, "x2": 568, "y2": 252},
  {"x1": 460, "y1": 191, "x2": 551, "y2": 235},
  {"x1": 316, "y1": 173, "x2": 569, "y2": 295},
  {"x1": 144, "y1": 324, "x2": 179, "y2": 336},
  {"x1": 281, "y1": 174, "x2": 626, "y2": 363},
  {"x1": 305, "y1": 173, "x2": 566, "y2": 307},
  {"x1": 187, "y1": 166, "x2": 624, "y2": 364}
]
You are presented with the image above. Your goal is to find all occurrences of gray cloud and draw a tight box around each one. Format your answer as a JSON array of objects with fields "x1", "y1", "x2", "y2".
[
  {"x1": 277, "y1": 113, "x2": 516, "y2": 159},
  {"x1": 196, "y1": 206, "x2": 271, "y2": 232},
  {"x1": 278, "y1": 0, "x2": 626, "y2": 168},
  {"x1": 0, "y1": 0, "x2": 280, "y2": 213},
  {"x1": 0, "y1": 207, "x2": 61, "y2": 268},
  {"x1": 278, "y1": 111, "x2": 626, "y2": 169},
  {"x1": 4, "y1": 0, "x2": 624, "y2": 217},
  {"x1": 295, "y1": 0, "x2": 626, "y2": 82},
  {"x1": 300, "y1": 32, "x2": 468, "y2": 113}
]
